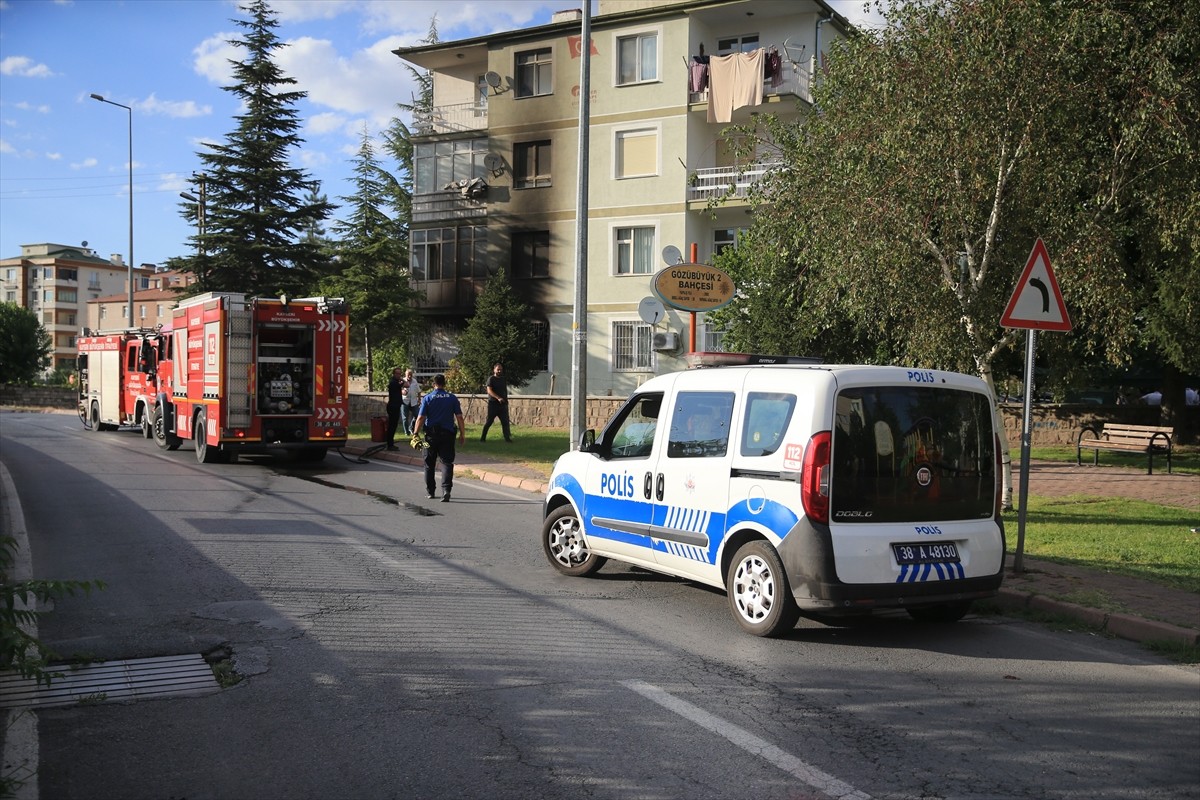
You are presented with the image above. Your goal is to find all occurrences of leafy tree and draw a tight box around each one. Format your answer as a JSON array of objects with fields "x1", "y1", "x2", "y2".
[
  {"x1": 714, "y1": 0, "x2": 1197, "y2": 405},
  {"x1": 182, "y1": 0, "x2": 335, "y2": 298},
  {"x1": 320, "y1": 128, "x2": 420, "y2": 387},
  {"x1": 0, "y1": 303, "x2": 51, "y2": 384},
  {"x1": 453, "y1": 270, "x2": 539, "y2": 390}
]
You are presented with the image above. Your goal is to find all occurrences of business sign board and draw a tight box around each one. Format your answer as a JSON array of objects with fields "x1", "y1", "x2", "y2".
[{"x1": 652, "y1": 263, "x2": 736, "y2": 312}]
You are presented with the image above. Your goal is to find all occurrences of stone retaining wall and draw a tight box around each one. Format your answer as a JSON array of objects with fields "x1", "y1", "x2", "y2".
[{"x1": 5, "y1": 385, "x2": 1193, "y2": 446}]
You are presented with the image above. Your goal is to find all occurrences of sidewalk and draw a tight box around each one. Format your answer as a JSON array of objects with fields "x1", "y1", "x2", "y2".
[{"x1": 351, "y1": 443, "x2": 1200, "y2": 647}]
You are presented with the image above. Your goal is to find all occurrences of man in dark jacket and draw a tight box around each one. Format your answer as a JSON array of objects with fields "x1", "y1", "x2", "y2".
[{"x1": 384, "y1": 367, "x2": 404, "y2": 450}]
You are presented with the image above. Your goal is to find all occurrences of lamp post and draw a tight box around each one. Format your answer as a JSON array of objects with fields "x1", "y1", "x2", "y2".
[{"x1": 90, "y1": 93, "x2": 135, "y2": 328}]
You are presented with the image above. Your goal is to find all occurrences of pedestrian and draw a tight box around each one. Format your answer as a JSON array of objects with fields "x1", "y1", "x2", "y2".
[
  {"x1": 384, "y1": 367, "x2": 405, "y2": 450},
  {"x1": 412, "y1": 373, "x2": 466, "y2": 502},
  {"x1": 400, "y1": 368, "x2": 422, "y2": 435},
  {"x1": 480, "y1": 362, "x2": 513, "y2": 442}
]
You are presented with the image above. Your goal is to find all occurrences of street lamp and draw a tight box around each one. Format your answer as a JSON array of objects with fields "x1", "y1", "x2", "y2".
[{"x1": 90, "y1": 93, "x2": 135, "y2": 328}]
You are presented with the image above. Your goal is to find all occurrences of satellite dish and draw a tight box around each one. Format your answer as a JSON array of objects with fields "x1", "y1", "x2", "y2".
[
  {"x1": 483, "y1": 153, "x2": 503, "y2": 170},
  {"x1": 81, "y1": 240, "x2": 88, "y2": 247},
  {"x1": 638, "y1": 296, "x2": 666, "y2": 326},
  {"x1": 484, "y1": 71, "x2": 502, "y2": 89},
  {"x1": 661, "y1": 245, "x2": 683, "y2": 265}
]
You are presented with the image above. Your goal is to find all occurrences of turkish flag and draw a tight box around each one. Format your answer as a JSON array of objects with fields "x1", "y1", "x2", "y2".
[{"x1": 568, "y1": 35, "x2": 599, "y2": 59}]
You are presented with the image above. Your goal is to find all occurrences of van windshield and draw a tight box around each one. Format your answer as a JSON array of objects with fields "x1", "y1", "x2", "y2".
[{"x1": 830, "y1": 386, "x2": 995, "y2": 523}]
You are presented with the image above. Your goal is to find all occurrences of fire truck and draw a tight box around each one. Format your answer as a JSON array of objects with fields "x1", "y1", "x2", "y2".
[
  {"x1": 149, "y1": 292, "x2": 350, "y2": 463},
  {"x1": 76, "y1": 327, "x2": 169, "y2": 437}
]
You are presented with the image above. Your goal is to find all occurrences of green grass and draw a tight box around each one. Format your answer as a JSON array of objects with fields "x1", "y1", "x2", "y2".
[
  {"x1": 1029, "y1": 445, "x2": 1200, "y2": 475},
  {"x1": 1005, "y1": 496, "x2": 1200, "y2": 593},
  {"x1": 350, "y1": 423, "x2": 569, "y2": 478}
]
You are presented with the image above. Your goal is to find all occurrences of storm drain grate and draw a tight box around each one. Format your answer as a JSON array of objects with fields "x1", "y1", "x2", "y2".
[{"x1": 0, "y1": 654, "x2": 220, "y2": 709}]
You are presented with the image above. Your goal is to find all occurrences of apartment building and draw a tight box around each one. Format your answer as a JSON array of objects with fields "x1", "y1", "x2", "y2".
[
  {"x1": 0, "y1": 242, "x2": 150, "y2": 373},
  {"x1": 87, "y1": 268, "x2": 198, "y2": 333},
  {"x1": 394, "y1": 0, "x2": 849, "y2": 395}
]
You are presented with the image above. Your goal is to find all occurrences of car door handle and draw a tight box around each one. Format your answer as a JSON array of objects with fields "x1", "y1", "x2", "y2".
[
  {"x1": 643, "y1": 471, "x2": 653, "y2": 500},
  {"x1": 655, "y1": 473, "x2": 665, "y2": 502}
]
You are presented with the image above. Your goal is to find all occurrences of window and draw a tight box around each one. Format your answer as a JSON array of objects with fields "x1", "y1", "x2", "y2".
[
  {"x1": 413, "y1": 138, "x2": 487, "y2": 195},
  {"x1": 57, "y1": 288, "x2": 77, "y2": 303},
  {"x1": 100, "y1": 306, "x2": 107, "y2": 320},
  {"x1": 66, "y1": 312, "x2": 76, "y2": 326},
  {"x1": 717, "y1": 34, "x2": 759, "y2": 54},
  {"x1": 615, "y1": 128, "x2": 657, "y2": 178},
  {"x1": 512, "y1": 231, "x2": 550, "y2": 279},
  {"x1": 156, "y1": 305, "x2": 164, "y2": 317},
  {"x1": 516, "y1": 48, "x2": 553, "y2": 98},
  {"x1": 615, "y1": 226, "x2": 655, "y2": 275},
  {"x1": 476, "y1": 74, "x2": 489, "y2": 112},
  {"x1": 514, "y1": 140, "x2": 551, "y2": 188},
  {"x1": 140, "y1": 304, "x2": 147, "y2": 320},
  {"x1": 700, "y1": 319, "x2": 727, "y2": 352},
  {"x1": 3, "y1": 268, "x2": 14, "y2": 281},
  {"x1": 4, "y1": 292, "x2": 14, "y2": 303},
  {"x1": 531, "y1": 320, "x2": 550, "y2": 372},
  {"x1": 412, "y1": 228, "x2": 452, "y2": 281},
  {"x1": 59, "y1": 268, "x2": 77, "y2": 281},
  {"x1": 617, "y1": 32, "x2": 658, "y2": 84},
  {"x1": 613, "y1": 321, "x2": 653, "y2": 370},
  {"x1": 668, "y1": 391, "x2": 735, "y2": 458},
  {"x1": 740, "y1": 392, "x2": 797, "y2": 458},
  {"x1": 43, "y1": 290, "x2": 53, "y2": 302},
  {"x1": 457, "y1": 225, "x2": 488, "y2": 279},
  {"x1": 603, "y1": 393, "x2": 662, "y2": 459},
  {"x1": 713, "y1": 227, "x2": 745, "y2": 256}
]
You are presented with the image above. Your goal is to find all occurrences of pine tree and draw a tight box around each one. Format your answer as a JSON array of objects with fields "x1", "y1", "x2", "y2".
[
  {"x1": 453, "y1": 270, "x2": 539, "y2": 390},
  {"x1": 185, "y1": 0, "x2": 334, "y2": 298},
  {"x1": 321, "y1": 128, "x2": 419, "y2": 388}
]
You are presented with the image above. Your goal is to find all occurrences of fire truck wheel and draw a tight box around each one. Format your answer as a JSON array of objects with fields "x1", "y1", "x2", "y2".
[
  {"x1": 141, "y1": 411, "x2": 153, "y2": 439},
  {"x1": 151, "y1": 407, "x2": 182, "y2": 451},
  {"x1": 88, "y1": 402, "x2": 107, "y2": 433},
  {"x1": 194, "y1": 411, "x2": 221, "y2": 464}
]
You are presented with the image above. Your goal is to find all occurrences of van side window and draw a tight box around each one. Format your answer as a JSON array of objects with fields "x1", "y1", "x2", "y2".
[
  {"x1": 668, "y1": 391, "x2": 734, "y2": 458},
  {"x1": 740, "y1": 392, "x2": 797, "y2": 457},
  {"x1": 605, "y1": 393, "x2": 662, "y2": 459}
]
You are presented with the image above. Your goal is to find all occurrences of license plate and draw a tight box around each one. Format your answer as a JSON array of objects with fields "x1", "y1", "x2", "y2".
[{"x1": 892, "y1": 542, "x2": 960, "y2": 565}]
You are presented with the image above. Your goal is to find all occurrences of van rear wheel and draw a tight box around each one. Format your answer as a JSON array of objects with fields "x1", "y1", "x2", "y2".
[
  {"x1": 542, "y1": 506, "x2": 606, "y2": 577},
  {"x1": 727, "y1": 541, "x2": 800, "y2": 637}
]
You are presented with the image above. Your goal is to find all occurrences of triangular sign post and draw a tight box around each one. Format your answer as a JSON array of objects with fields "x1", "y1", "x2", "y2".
[{"x1": 1000, "y1": 238, "x2": 1072, "y2": 331}]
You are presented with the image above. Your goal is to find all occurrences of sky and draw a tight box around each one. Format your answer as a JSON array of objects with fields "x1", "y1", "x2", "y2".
[{"x1": 0, "y1": 0, "x2": 880, "y2": 269}]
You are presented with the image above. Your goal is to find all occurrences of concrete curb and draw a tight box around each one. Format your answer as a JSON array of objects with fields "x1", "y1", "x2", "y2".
[{"x1": 995, "y1": 586, "x2": 1199, "y2": 647}]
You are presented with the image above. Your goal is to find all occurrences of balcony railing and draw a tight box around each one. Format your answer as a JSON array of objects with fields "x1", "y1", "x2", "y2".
[
  {"x1": 688, "y1": 63, "x2": 813, "y2": 107},
  {"x1": 412, "y1": 101, "x2": 488, "y2": 136},
  {"x1": 412, "y1": 187, "x2": 489, "y2": 224},
  {"x1": 687, "y1": 162, "x2": 783, "y2": 203}
]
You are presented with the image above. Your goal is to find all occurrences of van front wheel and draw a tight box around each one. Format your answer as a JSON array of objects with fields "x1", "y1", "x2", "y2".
[
  {"x1": 727, "y1": 541, "x2": 800, "y2": 637},
  {"x1": 542, "y1": 506, "x2": 606, "y2": 577}
]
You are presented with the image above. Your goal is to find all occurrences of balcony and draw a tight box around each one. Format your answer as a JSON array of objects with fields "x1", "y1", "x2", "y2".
[
  {"x1": 688, "y1": 63, "x2": 813, "y2": 108},
  {"x1": 412, "y1": 101, "x2": 488, "y2": 136},
  {"x1": 412, "y1": 185, "x2": 489, "y2": 225},
  {"x1": 687, "y1": 162, "x2": 783, "y2": 204}
]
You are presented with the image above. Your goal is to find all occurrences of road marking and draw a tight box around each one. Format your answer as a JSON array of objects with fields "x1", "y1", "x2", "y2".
[{"x1": 621, "y1": 679, "x2": 872, "y2": 800}]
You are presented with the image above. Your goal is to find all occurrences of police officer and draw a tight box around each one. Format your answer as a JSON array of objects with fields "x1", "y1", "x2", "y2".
[{"x1": 412, "y1": 373, "x2": 466, "y2": 502}]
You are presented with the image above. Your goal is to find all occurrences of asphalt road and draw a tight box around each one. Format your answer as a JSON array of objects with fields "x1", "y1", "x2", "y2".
[{"x1": 2, "y1": 411, "x2": 1198, "y2": 799}]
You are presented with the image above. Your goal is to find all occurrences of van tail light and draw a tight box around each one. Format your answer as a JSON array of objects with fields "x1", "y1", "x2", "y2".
[
  {"x1": 802, "y1": 431, "x2": 832, "y2": 525},
  {"x1": 995, "y1": 433, "x2": 1004, "y2": 517}
]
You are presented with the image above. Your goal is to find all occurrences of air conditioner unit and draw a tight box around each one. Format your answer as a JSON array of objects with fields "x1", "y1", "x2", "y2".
[{"x1": 652, "y1": 331, "x2": 679, "y2": 351}]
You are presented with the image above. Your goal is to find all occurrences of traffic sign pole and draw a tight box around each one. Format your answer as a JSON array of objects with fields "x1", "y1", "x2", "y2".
[{"x1": 1014, "y1": 328, "x2": 1037, "y2": 574}]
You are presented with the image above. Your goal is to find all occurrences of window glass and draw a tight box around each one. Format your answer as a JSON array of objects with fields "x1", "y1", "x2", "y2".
[
  {"x1": 512, "y1": 231, "x2": 550, "y2": 278},
  {"x1": 616, "y1": 226, "x2": 654, "y2": 275},
  {"x1": 617, "y1": 33, "x2": 657, "y2": 84},
  {"x1": 516, "y1": 48, "x2": 553, "y2": 97},
  {"x1": 717, "y1": 34, "x2": 759, "y2": 54},
  {"x1": 740, "y1": 392, "x2": 797, "y2": 457},
  {"x1": 830, "y1": 387, "x2": 995, "y2": 523},
  {"x1": 668, "y1": 391, "x2": 734, "y2": 458},
  {"x1": 603, "y1": 393, "x2": 662, "y2": 459},
  {"x1": 514, "y1": 140, "x2": 551, "y2": 188},
  {"x1": 612, "y1": 320, "x2": 652, "y2": 370}
]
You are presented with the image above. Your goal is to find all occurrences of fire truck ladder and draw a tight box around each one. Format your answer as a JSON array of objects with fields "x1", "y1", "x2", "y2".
[{"x1": 226, "y1": 305, "x2": 253, "y2": 428}]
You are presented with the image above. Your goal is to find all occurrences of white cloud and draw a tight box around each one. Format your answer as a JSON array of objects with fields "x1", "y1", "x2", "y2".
[
  {"x1": 0, "y1": 139, "x2": 14, "y2": 154},
  {"x1": 70, "y1": 157, "x2": 98, "y2": 169},
  {"x1": 46, "y1": 152, "x2": 62, "y2": 160},
  {"x1": 297, "y1": 149, "x2": 330, "y2": 169},
  {"x1": 137, "y1": 93, "x2": 212, "y2": 119},
  {"x1": 193, "y1": 32, "x2": 240, "y2": 86},
  {"x1": 156, "y1": 173, "x2": 189, "y2": 192},
  {"x1": 280, "y1": 35, "x2": 416, "y2": 130},
  {"x1": 272, "y1": 0, "x2": 356, "y2": 23},
  {"x1": 0, "y1": 55, "x2": 55, "y2": 78},
  {"x1": 358, "y1": 0, "x2": 557, "y2": 38},
  {"x1": 14, "y1": 101, "x2": 51, "y2": 114},
  {"x1": 307, "y1": 112, "x2": 349, "y2": 135}
]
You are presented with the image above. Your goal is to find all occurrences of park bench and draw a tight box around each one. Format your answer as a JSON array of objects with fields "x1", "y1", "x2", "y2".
[{"x1": 1076, "y1": 423, "x2": 1174, "y2": 475}]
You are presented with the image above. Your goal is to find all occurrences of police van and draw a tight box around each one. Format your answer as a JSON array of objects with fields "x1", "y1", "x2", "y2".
[{"x1": 541, "y1": 356, "x2": 1006, "y2": 637}]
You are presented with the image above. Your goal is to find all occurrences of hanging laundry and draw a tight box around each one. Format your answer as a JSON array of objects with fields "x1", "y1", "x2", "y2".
[
  {"x1": 689, "y1": 57, "x2": 708, "y2": 93},
  {"x1": 707, "y1": 48, "x2": 764, "y2": 124},
  {"x1": 765, "y1": 48, "x2": 783, "y2": 88}
]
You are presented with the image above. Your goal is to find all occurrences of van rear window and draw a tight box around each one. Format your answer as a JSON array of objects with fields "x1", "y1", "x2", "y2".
[{"x1": 830, "y1": 386, "x2": 995, "y2": 523}]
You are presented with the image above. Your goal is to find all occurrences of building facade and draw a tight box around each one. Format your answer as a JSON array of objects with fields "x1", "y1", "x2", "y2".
[
  {"x1": 394, "y1": 0, "x2": 849, "y2": 395},
  {"x1": 0, "y1": 242, "x2": 150, "y2": 373}
]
